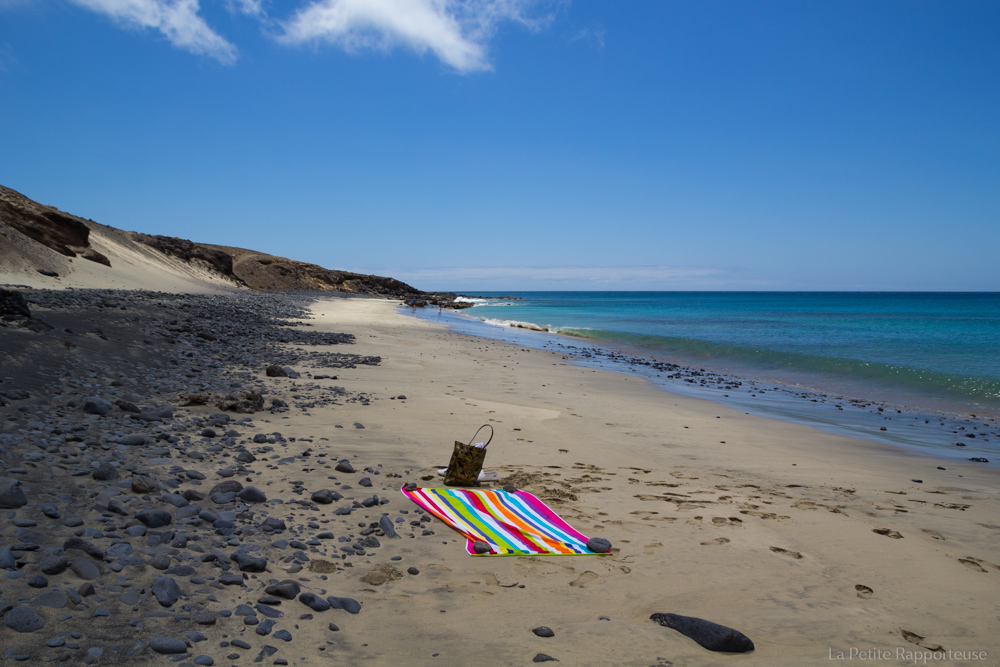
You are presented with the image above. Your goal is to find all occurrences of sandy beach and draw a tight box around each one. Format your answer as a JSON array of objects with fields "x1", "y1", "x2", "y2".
[
  {"x1": 1, "y1": 290, "x2": 998, "y2": 666},
  {"x1": 291, "y1": 298, "x2": 1000, "y2": 666}
]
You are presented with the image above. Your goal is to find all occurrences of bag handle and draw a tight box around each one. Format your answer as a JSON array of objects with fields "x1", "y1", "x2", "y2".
[{"x1": 467, "y1": 424, "x2": 493, "y2": 448}]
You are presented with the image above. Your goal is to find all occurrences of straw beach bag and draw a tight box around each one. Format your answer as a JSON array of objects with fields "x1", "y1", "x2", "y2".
[{"x1": 444, "y1": 425, "x2": 493, "y2": 487}]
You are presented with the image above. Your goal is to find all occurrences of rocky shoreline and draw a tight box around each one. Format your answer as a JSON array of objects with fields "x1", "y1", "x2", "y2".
[{"x1": 0, "y1": 288, "x2": 436, "y2": 664}]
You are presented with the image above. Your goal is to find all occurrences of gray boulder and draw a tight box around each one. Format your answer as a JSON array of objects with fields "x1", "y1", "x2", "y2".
[
  {"x1": 152, "y1": 576, "x2": 181, "y2": 607},
  {"x1": 3, "y1": 606, "x2": 45, "y2": 633},
  {"x1": 83, "y1": 396, "x2": 113, "y2": 416},
  {"x1": 0, "y1": 477, "x2": 27, "y2": 508}
]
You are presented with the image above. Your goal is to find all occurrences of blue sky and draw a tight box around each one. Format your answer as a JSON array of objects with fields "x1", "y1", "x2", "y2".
[{"x1": 1, "y1": 0, "x2": 997, "y2": 291}]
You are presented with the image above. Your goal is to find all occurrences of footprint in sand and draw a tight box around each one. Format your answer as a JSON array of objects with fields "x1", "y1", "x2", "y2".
[
  {"x1": 685, "y1": 516, "x2": 703, "y2": 525},
  {"x1": 569, "y1": 571, "x2": 599, "y2": 587},
  {"x1": 770, "y1": 546, "x2": 803, "y2": 559},
  {"x1": 873, "y1": 527, "x2": 904, "y2": 539},
  {"x1": 855, "y1": 584, "x2": 873, "y2": 599},
  {"x1": 700, "y1": 537, "x2": 731, "y2": 546},
  {"x1": 958, "y1": 558, "x2": 988, "y2": 573},
  {"x1": 921, "y1": 529, "x2": 946, "y2": 540}
]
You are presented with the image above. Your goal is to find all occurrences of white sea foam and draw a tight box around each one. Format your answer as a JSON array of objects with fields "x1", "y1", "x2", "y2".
[
  {"x1": 478, "y1": 317, "x2": 552, "y2": 332},
  {"x1": 455, "y1": 296, "x2": 515, "y2": 307}
]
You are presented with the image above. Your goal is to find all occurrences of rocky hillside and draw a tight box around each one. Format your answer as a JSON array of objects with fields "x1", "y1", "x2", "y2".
[{"x1": 0, "y1": 184, "x2": 463, "y2": 304}]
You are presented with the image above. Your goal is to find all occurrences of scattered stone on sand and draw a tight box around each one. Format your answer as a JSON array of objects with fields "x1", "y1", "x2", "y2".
[
  {"x1": 532, "y1": 654, "x2": 559, "y2": 662},
  {"x1": 83, "y1": 396, "x2": 113, "y2": 416},
  {"x1": 0, "y1": 477, "x2": 28, "y2": 508},
  {"x1": 650, "y1": 613, "x2": 755, "y2": 652},
  {"x1": 335, "y1": 459, "x2": 356, "y2": 473},
  {"x1": 149, "y1": 637, "x2": 188, "y2": 654},
  {"x1": 3, "y1": 606, "x2": 45, "y2": 633},
  {"x1": 532, "y1": 626, "x2": 555, "y2": 637},
  {"x1": 586, "y1": 537, "x2": 612, "y2": 553}
]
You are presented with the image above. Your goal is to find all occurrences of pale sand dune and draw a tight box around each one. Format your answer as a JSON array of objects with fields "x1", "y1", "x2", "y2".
[
  {"x1": 234, "y1": 297, "x2": 999, "y2": 666},
  {"x1": 0, "y1": 220, "x2": 238, "y2": 293}
]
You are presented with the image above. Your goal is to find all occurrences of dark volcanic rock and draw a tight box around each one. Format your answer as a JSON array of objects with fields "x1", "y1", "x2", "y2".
[
  {"x1": 532, "y1": 626, "x2": 555, "y2": 637},
  {"x1": 70, "y1": 557, "x2": 100, "y2": 580},
  {"x1": 311, "y1": 489, "x2": 337, "y2": 504},
  {"x1": 532, "y1": 654, "x2": 558, "y2": 663},
  {"x1": 379, "y1": 514, "x2": 400, "y2": 539},
  {"x1": 39, "y1": 553, "x2": 70, "y2": 575},
  {"x1": 326, "y1": 597, "x2": 361, "y2": 614},
  {"x1": 262, "y1": 517, "x2": 286, "y2": 531},
  {"x1": 265, "y1": 580, "x2": 300, "y2": 599},
  {"x1": 0, "y1": 289, "x2": 32, "y2": 321},
  {"x1": 83, "y1": 396, "x2": 113, "y2": 416},
  {"x1": 586, "y1": 537, "x2": 612, "y2": 553},
  {"x1": 298, "y1": 592, "x2": 330, "y2": 612},
  {"x1": 153, "y1": 576, "x2": 181, "y2": 607},
  {"x1": 237, "y1": 486, "x2": 267, "y2": 503},
  {"x1": 209, "y1": 480, "x2": 243, "y2": 495},
  {"x1": 233, "y1": 552, "x2": 267, "y2": 572},
  {"x1": 92, "y1": 463, "x2": 119, "y2": 481},
  {"x1": 3, "y1": 606, "x2": 45, "y2": 633},
  {"x1": 136, "y1": 509, "x2": 173, "y2": 528},
  {"x1": 63, "y1": 537, "x2": 104, "y2": 559},
  {"x1": 265, "y1": 365, "x2": 288, "y2": 377},
  {"x1": 334, "y1": 459, "x2": 355, "y2": 473},
  {"x1": 650, "y1": 613, "x2": 755, "y2": 652},
  {"x1": 0, "y1": 477, "x2": 28, "y2": 508},
  {"x1": 148, "y1": 636, "x2": 188, "y2": 654}
]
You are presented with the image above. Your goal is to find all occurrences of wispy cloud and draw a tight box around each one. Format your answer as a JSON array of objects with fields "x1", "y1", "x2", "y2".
[
  {"x1": 571, "y1": 24, "x2": 604, "y2": 51},
  {"x1": 225, "y1": 0, "x2": 263, "y2": 17},
  {"x1": 354, "y1": 265, "x2": 742, "y2": 291},
  {"x1": 68, "y1": 0, "x2": 238, "y2": 63},
  {"x1": 278, "y1": 0, "x2": 554, "y2": 73}
]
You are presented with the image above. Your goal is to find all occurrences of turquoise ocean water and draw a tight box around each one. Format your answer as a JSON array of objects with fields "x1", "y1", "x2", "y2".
[{"x1": 413, "y1": 292, "x2": 1000, "y2": 462}]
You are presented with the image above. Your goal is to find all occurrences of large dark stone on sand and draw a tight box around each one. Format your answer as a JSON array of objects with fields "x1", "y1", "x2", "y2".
[
  {"x1": 650, "y1": 613, "x2": 754, "y2": 652},
  {"x1": 153, "y1": 576, "x2": 181, "y2": 607},
  {"x1": 136, "y1": 509, "x2": 173, "y2": 528},
  {"x1": 0, "y1": 477, "x2": 28, "y2": 508},
  {"x1": 63, "y1": 537, "x2": 104, "y2": 559},
  {"x1": 326, "y1": 596, "x2": 361, "y2": 614},
  {"x1": 586, "y1": 537, "x2": 612, "y2": 553},
  {"x1": 210, "y1": 480, "x2": 243, "y2": 496},
  {"x1": 265, "y1": 580, "x2": 300, "y2": 599},
  {"x1": 379, "y1": 514, "x2": 400, "y2": 539},
  {"x1": 237, "y1": 486, "x2": 267, "y2": 503},
  {"x1": 298, "y1": 592, "x2": 330, "y2": 612},
  {"x1": 233, "y1": 552, "x2": 267, "y2": 572},
  {"x1": 3, "y1": 606, "x2": 45, "y2": 633},
  {"x1": 149, "y1": 637, "x2": 188, "y2": 654}
]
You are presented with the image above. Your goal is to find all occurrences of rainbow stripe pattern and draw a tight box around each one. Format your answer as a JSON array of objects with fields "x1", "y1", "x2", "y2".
[{"x1": 401, "y1": 485, "x2": 602, "y2": 556}]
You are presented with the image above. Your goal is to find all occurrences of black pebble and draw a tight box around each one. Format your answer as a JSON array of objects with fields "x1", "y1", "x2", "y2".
[
  {"x1": 532, "y1": 626, "x2": 555, "y2": 637},
  {"x1": 650, "y1": 613, "x2": 754, "y2": 652}
]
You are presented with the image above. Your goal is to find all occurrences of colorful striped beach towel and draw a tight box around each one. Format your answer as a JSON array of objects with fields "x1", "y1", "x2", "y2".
[{"x1": 401, "y1": 485, "x2": 604, "y2": 556}]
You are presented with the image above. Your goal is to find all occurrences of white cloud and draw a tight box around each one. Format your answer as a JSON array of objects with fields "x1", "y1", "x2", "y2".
[
  {"x1": 278, "y1": 0, "x2": 551, "y2": 73},
  {"x1": 226, "y1": 0, "x2": 262, "y2": 17},
  {"x1": 69, "y1": 0, "x2": 238, "y2": 63}
]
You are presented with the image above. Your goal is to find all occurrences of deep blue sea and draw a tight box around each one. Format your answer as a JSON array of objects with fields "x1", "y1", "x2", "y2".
[{"x1": 413, "y1": 292, "x2": 1000, "y2": 463}]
